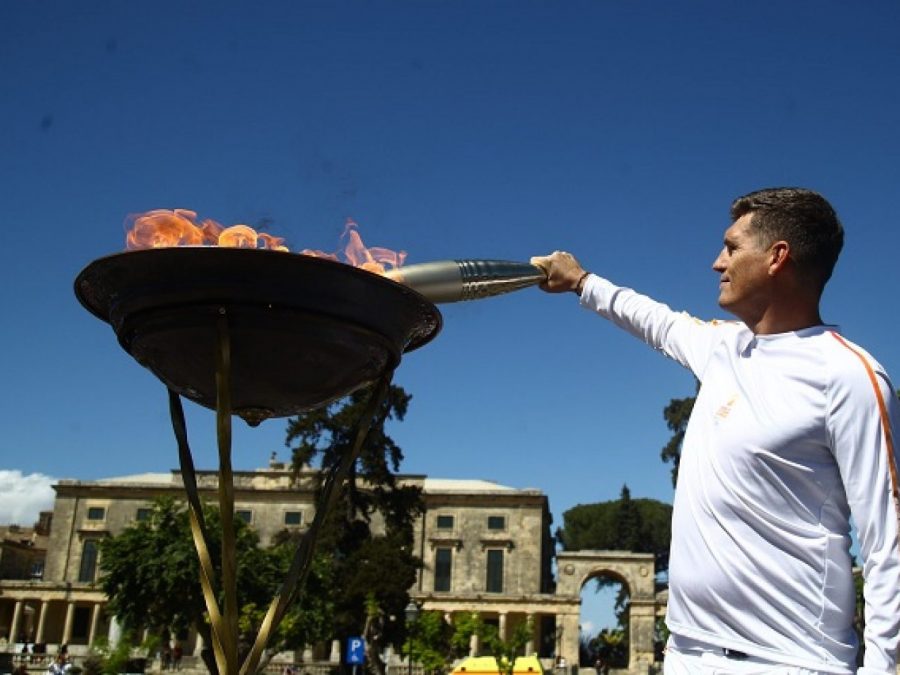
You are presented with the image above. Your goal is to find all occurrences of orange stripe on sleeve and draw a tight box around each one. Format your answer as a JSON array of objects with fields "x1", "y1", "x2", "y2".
[{"x1": 829, "y1": 331, "x2": 900, "y2": 529}]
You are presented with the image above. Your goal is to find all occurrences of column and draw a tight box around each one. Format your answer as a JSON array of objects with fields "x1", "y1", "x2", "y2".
[
  {"x1": 62, "y1": 603, "x2": 75, "y2": 645},
  {"x1": 108, "y1": 615, "x2": 122, "y2": 646},
  {"x1": 193, "y1": 633, "x2": 204, "y2": 658},
  {"x1": 628, "y1": 599, "x2": 656, "y2": 671},
  {"x1": 10, "y1": 601, "x2": 23, "y2": 643},
  {"x1": 469, "y1": 616, "x2": 480, "y2": 658},
  {"x1": 329, "y1": 639, "x2": 340, "y2": 663},
  {"x1": 524, "y1": 613, "x2": 535, "y2": 655},
  {"x1": 498, "y1": 613, "x2": 507, "y2": 641},
  {"x1": 35, "y1": 602, "x2": 48, "y2": 644},
  {"x1": 557, "y1": 612, "x2": 579, "y2": 669},
  {"x1": 88, "y1": 604, "x2": 102, "y2": 646}
]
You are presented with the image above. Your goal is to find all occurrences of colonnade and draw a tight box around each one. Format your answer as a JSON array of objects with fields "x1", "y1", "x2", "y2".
[
  {"x1": 2, "y1": 576, "x2": 657, "y2": 672},
  {"x1": 0, "y1": 591, "x2": 108, "y2": 653},
  {"x1": 412, "y1": 603, "x2": 560, "y2": 661}
]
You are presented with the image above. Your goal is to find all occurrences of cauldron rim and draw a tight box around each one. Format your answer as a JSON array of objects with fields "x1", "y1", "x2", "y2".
[{"x1": 74, "y1": 247, "x2": 442, "y2": 421}]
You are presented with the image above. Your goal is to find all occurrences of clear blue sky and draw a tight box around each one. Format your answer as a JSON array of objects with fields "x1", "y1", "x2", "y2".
[{"x1": 2, "y1": 0, "x2": 899, "y2": 632}]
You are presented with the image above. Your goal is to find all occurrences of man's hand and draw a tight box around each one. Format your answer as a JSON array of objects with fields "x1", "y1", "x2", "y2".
[{"x1": 530, "y1": 251, "x2": 589, "y2": 294}]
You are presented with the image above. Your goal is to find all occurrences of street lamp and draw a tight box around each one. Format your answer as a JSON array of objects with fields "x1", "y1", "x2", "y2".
[{"x1": 405, "y1": 601, "x2": 420, "y2": 675}]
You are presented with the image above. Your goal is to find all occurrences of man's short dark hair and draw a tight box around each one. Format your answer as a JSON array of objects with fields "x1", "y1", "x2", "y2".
[{"x1": 730, "y1": 187, "x2": 844, "y2": 292}]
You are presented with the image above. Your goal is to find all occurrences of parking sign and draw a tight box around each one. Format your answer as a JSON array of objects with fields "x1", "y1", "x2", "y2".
[{"x1": 346, "y1": 637, "x2": 366, "y2": 665}]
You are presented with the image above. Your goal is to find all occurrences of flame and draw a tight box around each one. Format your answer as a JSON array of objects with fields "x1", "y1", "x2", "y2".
[
  {"x1": 341, "y1": 219, "x2": 406, "y2": 274},
  {"x1": 126, "y1": 209, "x2": 210, "y2": 249},
  {"x1": 124, "y1": 210, "x2": 405, "y2": 274}
]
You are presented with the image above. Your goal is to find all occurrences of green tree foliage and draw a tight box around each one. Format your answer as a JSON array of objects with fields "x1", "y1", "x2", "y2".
[
  {"x1": 557, "y1": 486, "x2": 672, "y2": 569},
  {"x1": 239, "y1": 537, "x2": 336, "y2": 658},
  {"x1": 616, "y1": 486, "x2": 642, "y2": 552},
  {"x1": 480, "y1": 619, "x2": 533, "y2": 675},
  {"x1": 413, "y1": 613, "x2": 532, "y2": 675},
  {"x1": 342, "y1": 535, "x2": 420, "y2": 675},
  {"x1": 83, "y1": 633, "x2": 157, "y2": 675},
  {"x1": 589, "y1": 628, "x2": 626, "y2": 672},
  {"x1": 285, "y1": 383, "x2": 423, "y2": 675},
  {"x1": 99, "y1": 497, "x2": 316, "y2": 673},
  {"x1": 853, "y1": 568, "x2": 865, "y2": 667},
  {"x1": 660, "y1": 382, "x2": 698, "y2": 488},
  {"x1": 448, "y1": 612, "x2": 483, "y2": 662},
  {"x1": 406, "y1": 610, "x2": 454, "y2": 674}
]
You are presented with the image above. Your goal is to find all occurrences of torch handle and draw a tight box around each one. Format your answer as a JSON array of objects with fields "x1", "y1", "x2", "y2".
[{"x1": 384, "y1": 259, "x2": 546, "y2": 304}]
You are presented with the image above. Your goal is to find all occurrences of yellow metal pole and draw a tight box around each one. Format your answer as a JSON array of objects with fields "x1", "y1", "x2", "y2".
[
  {"x1": 239, "y1": 372, "x2": 394, "y2": 675},
  {"x1": 168, "y1": 390, "x2": 229, "y2": 675},
  {"x1": 215, "y1": 312, "x2": 240, "y2": 675}
]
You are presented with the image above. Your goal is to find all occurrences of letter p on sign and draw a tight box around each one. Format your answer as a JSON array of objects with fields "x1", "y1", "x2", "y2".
[{"x1": 346, "y1": 637, "x2": 365, "y2": 664}]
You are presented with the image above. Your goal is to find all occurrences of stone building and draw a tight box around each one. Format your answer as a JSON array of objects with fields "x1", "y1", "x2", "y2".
[
  {"x1": 0, "y1": 519, "x2": 50, "y2": 585},
  {"x1": 0, "y1": 462, "x2": 659, "y2": 672}
]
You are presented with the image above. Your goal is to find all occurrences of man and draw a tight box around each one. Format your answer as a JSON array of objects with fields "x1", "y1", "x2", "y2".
[{"x1": 532, "y1": 188, "x2": 900, "y2": 674}]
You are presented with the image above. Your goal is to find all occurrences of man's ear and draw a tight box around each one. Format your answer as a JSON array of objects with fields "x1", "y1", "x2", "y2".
[{"x1": 768, "y1": 240, "x2": 790, "y2": 276}]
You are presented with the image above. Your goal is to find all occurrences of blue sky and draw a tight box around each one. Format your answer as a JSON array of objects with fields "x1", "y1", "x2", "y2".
[{"x1": 2, "y1": 0, "x2": 899, "y2": 633}]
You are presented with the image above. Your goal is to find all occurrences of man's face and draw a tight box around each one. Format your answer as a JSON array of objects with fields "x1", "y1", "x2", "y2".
[{"x1": 712, "y1": 213, "x2": 774, "y2": 322}]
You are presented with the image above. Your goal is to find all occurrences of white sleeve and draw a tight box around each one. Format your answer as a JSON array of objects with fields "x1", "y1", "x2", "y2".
[
  {"x1": 828, "y1": 355, "x2": 900, "y2": 674},
  {"x1": 578, "y1": 274, "x2": 733, "y2": 380}
]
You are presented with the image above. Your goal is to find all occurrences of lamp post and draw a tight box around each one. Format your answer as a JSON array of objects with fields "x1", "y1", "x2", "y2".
[{"x1": 405, "y1": 600, "x2": 420, "y2": 675}]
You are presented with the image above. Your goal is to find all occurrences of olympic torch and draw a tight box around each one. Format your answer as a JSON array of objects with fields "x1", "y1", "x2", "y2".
[{"x1": 384, "y1": 259, "x2": 547, "y2": 303}]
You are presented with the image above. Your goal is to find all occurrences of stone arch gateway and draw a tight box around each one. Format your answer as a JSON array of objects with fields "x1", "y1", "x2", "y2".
[{"x1": 555, "y1": 550, "x2": 657, "y2": 673}]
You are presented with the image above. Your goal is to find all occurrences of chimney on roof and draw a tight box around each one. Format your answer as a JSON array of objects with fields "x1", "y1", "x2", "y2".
[{"x1": 35, "y1": 511, "x2": 53, "y2": 535}]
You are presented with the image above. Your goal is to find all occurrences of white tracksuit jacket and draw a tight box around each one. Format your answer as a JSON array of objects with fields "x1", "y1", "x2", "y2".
[{"x1": 580, "y1": 275, "x2": 900, "y2": 674}]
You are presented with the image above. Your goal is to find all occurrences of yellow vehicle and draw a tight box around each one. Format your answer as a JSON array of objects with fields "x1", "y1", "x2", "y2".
[{"x1": 450, "y1": 655, "x2": 543, "y2": 675}]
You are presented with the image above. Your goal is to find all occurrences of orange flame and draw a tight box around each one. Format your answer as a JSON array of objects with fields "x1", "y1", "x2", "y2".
[
  {"x1": 342, "y1": 219, "x2": 406, "y2": 273},
  {"x1": 124, "y1": 210, "x2": 405, "y2": 274}
]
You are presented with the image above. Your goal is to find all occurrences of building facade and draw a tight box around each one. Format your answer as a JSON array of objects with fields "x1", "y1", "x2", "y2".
[
  {"x1": 0, "y1": 521, "x2": 49, "y2": 585},
  {"x1": 0, "y1": 463, "x2": 658, "y2": 672},
  {"x1": 0, "y1": 465, "x2": 569, "y2": 661}
]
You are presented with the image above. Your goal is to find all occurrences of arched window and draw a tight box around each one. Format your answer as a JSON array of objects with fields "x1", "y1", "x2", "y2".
[{"x1": 79, "y1": 539, "x2": 99, "y2": 583}]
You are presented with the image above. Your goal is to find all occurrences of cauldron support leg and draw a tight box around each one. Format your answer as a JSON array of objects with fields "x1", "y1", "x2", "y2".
[
  {"x1": 215, "y1": 313, "x2": 241, "y2": 674},
  {"x1": 168, "y1": 314, "x2": 396, "y2": 675},
  {"x1": 239, "y1": 370, "x2": 395, "y2": 675},
  {"x1": 168, "y1": 389, "x2": 230, "y2": 675},
  {"x1": 165, "y1": 312, "x2": 241, "y2": 675}
]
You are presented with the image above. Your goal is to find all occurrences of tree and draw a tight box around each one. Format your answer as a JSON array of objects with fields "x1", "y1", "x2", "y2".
[
  {"x1": 98, "y1": 497, "x2": 282, "y2": 675},
  {"x1": 556, "y1": 488, "x2": 672, "y2": 572},
  {"x1": 480, "y1": 619, "x2": 533, "y2": 675},
  {"x1": 852, "y1": 561, "x2": 865, "y2": 667},
  {"x1": 337, "y1": 533, "x2": 420, "y2": 675},
  {"x1": 83, "y1": 632, "x2": 158, "y2": 675},
  {"x1": 413, "y1": 613, "x2": 532, "y2": 675},
  {"x1": 590, "y1": 628, "x2": 626, "y2": 671},
  {"x1": 448, "y1": 612, "x2": 483, "y2": 662},
  {"x1": 660, "y1": 381, "x2": 698, "y2": 487},
  {"x1": 239, "y1": 534, "x2": 337, "y2": 660},
  {"x1": 616, "y1": 485, "x2": 642, "y2": 552},
  {"x1": 406, "y1": 610, "x2": 454, "y2": 674},
  {"x1": 285, "y1": 382, "x2": 423, "y2": 675}
]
